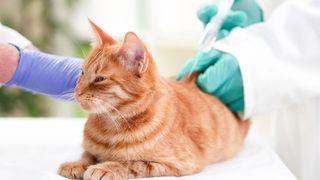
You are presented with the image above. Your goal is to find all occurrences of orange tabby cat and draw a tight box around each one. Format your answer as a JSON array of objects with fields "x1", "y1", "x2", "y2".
[{"x1": 58, "y1": 20, "x2": 249, "y2": 180}]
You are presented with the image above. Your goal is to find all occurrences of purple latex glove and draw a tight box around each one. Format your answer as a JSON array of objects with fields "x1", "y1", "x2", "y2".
[{"x1": 4, "y1": 45, "x2": 83, "y2": 101}]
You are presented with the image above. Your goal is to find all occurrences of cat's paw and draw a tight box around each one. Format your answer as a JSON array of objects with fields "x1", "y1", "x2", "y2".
[
  {"x1": 58, "y1": 161, "x2": 86, "y2": 180},
  {"x1": 83, "y1": 162, "x2": 127, "y2": 180}
]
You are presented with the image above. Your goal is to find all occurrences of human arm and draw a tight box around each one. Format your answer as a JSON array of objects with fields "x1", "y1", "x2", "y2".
[
  {"x1": 0, "y1": 44, "x2": 82, "y2": 101},
  {"x1": 177, "y1": 0, "x2": 263, "y2": 113},
  {"x1": 0, "y1": 24, "x2": 83, "y2": 101},
  {"x1": 0, "y1": 23, "x2": 32, "y2": 84},
  {"x1": 0, "y1": 44, "x2": 20, "y2": 84},
  {"x1": 214, "y1": 1, "x2": 320, "y2": 118}
]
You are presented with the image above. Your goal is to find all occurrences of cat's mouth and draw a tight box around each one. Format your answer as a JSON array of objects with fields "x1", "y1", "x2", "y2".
[
  {"x1": 77, "y1": 98, "x2": 109, "y2": 114},
  {"x1": 77, "y1": 99, "x2": 94, "y2": 111}
]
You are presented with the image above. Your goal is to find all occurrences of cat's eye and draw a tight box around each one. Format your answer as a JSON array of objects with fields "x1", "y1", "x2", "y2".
[
  {"x1": 94, "y1": 76, "x2": 107, "y2": 83},
  {"x1": 80, "y1": 69, "x2": 84, "y2": 76}
]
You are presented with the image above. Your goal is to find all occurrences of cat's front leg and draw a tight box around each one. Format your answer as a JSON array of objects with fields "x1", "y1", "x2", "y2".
[
  {"x1": 83, "y1": 161, "x2": 175, "y2": 180},
  {"x1": 83, "y1": 161, "x2": 127, "y2": 180},
  {"x1": 58, "y1": 151, "x2": 97, "y2": 179},
  {"x1": 83, "y1": 160, "x2": 197, "y2": 180},
  {"x1": 124, "y1": 161, "x2": 184, "y2": 179}
]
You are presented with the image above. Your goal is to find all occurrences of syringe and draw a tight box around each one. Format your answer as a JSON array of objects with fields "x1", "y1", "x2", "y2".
[
  {"x1": 198, "y1": 0, "x2": 234, "y2": 52},
  {"x1": 188, "y1": 0, "x2": 234, "y2": 77}
]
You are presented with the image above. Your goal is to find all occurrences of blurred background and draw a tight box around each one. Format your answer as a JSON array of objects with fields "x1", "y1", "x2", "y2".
[
  {"x1": 1, "y1": 1, "x2": 315, "y2": 180},
  {"x1": 0, "y1": 0, "x2": 280, "y2": 141},
  {"x1": 0, "y1": 0, "x2": 209, "y2": 117}
]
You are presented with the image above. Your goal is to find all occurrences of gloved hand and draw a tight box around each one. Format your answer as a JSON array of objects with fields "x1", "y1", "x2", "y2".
[
  {"x1": 177, "y1": 50, "x2": 244, "y2": 112},
  {"x1": 177, "y1": 0, "x2": 263, "y2": 112},
  {"x1": 197, "y1": 0, "x2": 264, "y2": 40},
  {"x1": 4, "y1": 45, "x2": 83, "y2": 101}
]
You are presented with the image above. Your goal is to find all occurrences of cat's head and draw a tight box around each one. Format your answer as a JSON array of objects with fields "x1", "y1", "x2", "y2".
[{"x1": 75, "y1": 20, "x2": 159, "y2": 114}]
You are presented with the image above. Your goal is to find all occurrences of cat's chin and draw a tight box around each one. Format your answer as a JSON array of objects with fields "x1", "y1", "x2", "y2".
[{"x1": 78, "y1": 101, "x2": 93, "y2": 112}]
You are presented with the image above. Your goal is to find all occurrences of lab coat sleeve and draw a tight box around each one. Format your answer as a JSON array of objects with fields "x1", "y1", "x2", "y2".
[
  {"x1": 0, "y1": 23, "x2": 32, "y2": 47},
  {"x1": 215, "y1": 0, "x2": 320, "y2": 118}
]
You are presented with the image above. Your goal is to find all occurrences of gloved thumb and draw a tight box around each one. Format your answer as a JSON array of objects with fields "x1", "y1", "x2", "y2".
[
  {"x1": 197, "y1": 4, "x2": 218, "y2": 25},
  {"x1": 176, "y1": 50, "x2": 222, "y2": 80},
  {"x1": 221, "y1": 11, "x2": 248, "y2": 30}
]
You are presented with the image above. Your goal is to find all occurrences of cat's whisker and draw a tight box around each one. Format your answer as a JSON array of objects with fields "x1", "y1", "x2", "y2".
[
  {"x1": 93, "y1": 98, "x2": 133, "y2": 131},
  {"x1": 79, "y1": 46, "x2": 86, "y2": 59},
  {"x1": 70, "y1": 38, "x2": 89, "y2": 58},
  {"x1": 105, "y1": 111, "x2": 121, "y2": 131},
  {"x1": 92, "y1": 98, "x2": 133, "y2": 168},
  {"x1": 94, "y1": 99, "x2": 124, "y2": 130},
  {"x1": 54, "y1": 92, "x2": 76, "y2": 102},
  {"x1": 95, "y1": 98, "x2": 127, "y2": 123},
  {"x1": 105, "y1": 103, "x2": 132, "y2": 130},
  {"x1": 95, "y1": 99, "x2": 133, "y2": 171},
  {"x1": 93, "y1": 100, "x2": 121, "y2": 130}
]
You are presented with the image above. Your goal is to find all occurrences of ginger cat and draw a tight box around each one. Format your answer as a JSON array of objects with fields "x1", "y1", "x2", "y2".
[{"x1": 58, "y1": 20, "x2": 249, "y2": 180}]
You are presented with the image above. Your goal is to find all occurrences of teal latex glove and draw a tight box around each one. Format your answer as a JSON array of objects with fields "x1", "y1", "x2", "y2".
[
  {"x1": 177, "y1": 50, "x2": 244, "y2": 112},
  {"x1": 177, "y1": 0, "x2": 263, "y2": 112},
  {"x1": 198, "y1": 0, "x2": 264, "y2": 40}
]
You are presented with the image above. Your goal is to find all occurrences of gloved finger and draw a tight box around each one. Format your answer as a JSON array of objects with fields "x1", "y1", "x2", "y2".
[
  {"x1": 231, "y1": 0, "x2": 264, "y2": 25},
  {"x1": 216, "y1": 69, "x2": 244, "y2": 106},
  {"x1": 176, "y1": 50, "x2": 222, "y2": 80},
  {"x1": 216, "y1": 11, "x2": 247, "y2": 40},
  {"x1": 197, "y1": 4, "x2": 218, "y2": 25},
  {"x1": 196, "y1": 54, "x2": 240, "y2": 98},
  {"x1": 227, "y1": 96, "x2": 245, "y2": 112},
  {"x1": 221, "y1": 10, "x2": 248, "y2": 31},
  {"x1": 203, "y1": 54, "x2": 245, "y2": 112},
  {"x1": 217, "y1": 29, "x2": 230, "y2": 40}
]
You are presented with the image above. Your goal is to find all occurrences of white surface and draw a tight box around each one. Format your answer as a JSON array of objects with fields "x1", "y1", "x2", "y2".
[
  {"x1": 214, "y1": 1, "x2": 320, "y2": 180},
  {"x1": 0, "y1": 23, "x2": 32, "y2": 47},
  {"x1": 0, "y1": 118, "x2": 297, "y2": 180}
]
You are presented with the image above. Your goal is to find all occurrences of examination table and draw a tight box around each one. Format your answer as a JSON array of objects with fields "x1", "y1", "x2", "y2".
[{"x1": 0, "y1": 118, "x2": 297, "y2": 180}]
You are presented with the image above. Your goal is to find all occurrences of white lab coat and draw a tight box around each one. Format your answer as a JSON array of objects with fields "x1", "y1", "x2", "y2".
[
  {"x1": 216, "y1": 0, "x2": 320, "y2": 180},
  {"x1": 0, "y1": 22, "x2": 31, "y2": 47}
]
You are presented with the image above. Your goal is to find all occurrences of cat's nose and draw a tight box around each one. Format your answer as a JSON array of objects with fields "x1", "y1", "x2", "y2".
[{"x1": 75, "y1": 90, "x2": 84, "y2": 98}]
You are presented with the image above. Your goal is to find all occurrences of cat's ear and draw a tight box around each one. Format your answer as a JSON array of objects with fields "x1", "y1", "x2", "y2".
[
  {"x1": 88, "y1": 19, "x2": 116, "y2": 46},
  {"x1": 119, "y1": 32, "x2": 148, "y2": 77}
]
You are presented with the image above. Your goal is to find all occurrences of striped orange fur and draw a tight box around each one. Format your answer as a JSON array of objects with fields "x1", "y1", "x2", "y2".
[{"x1": 58, "y1": 20, "x2": 249, "y2": 180}]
